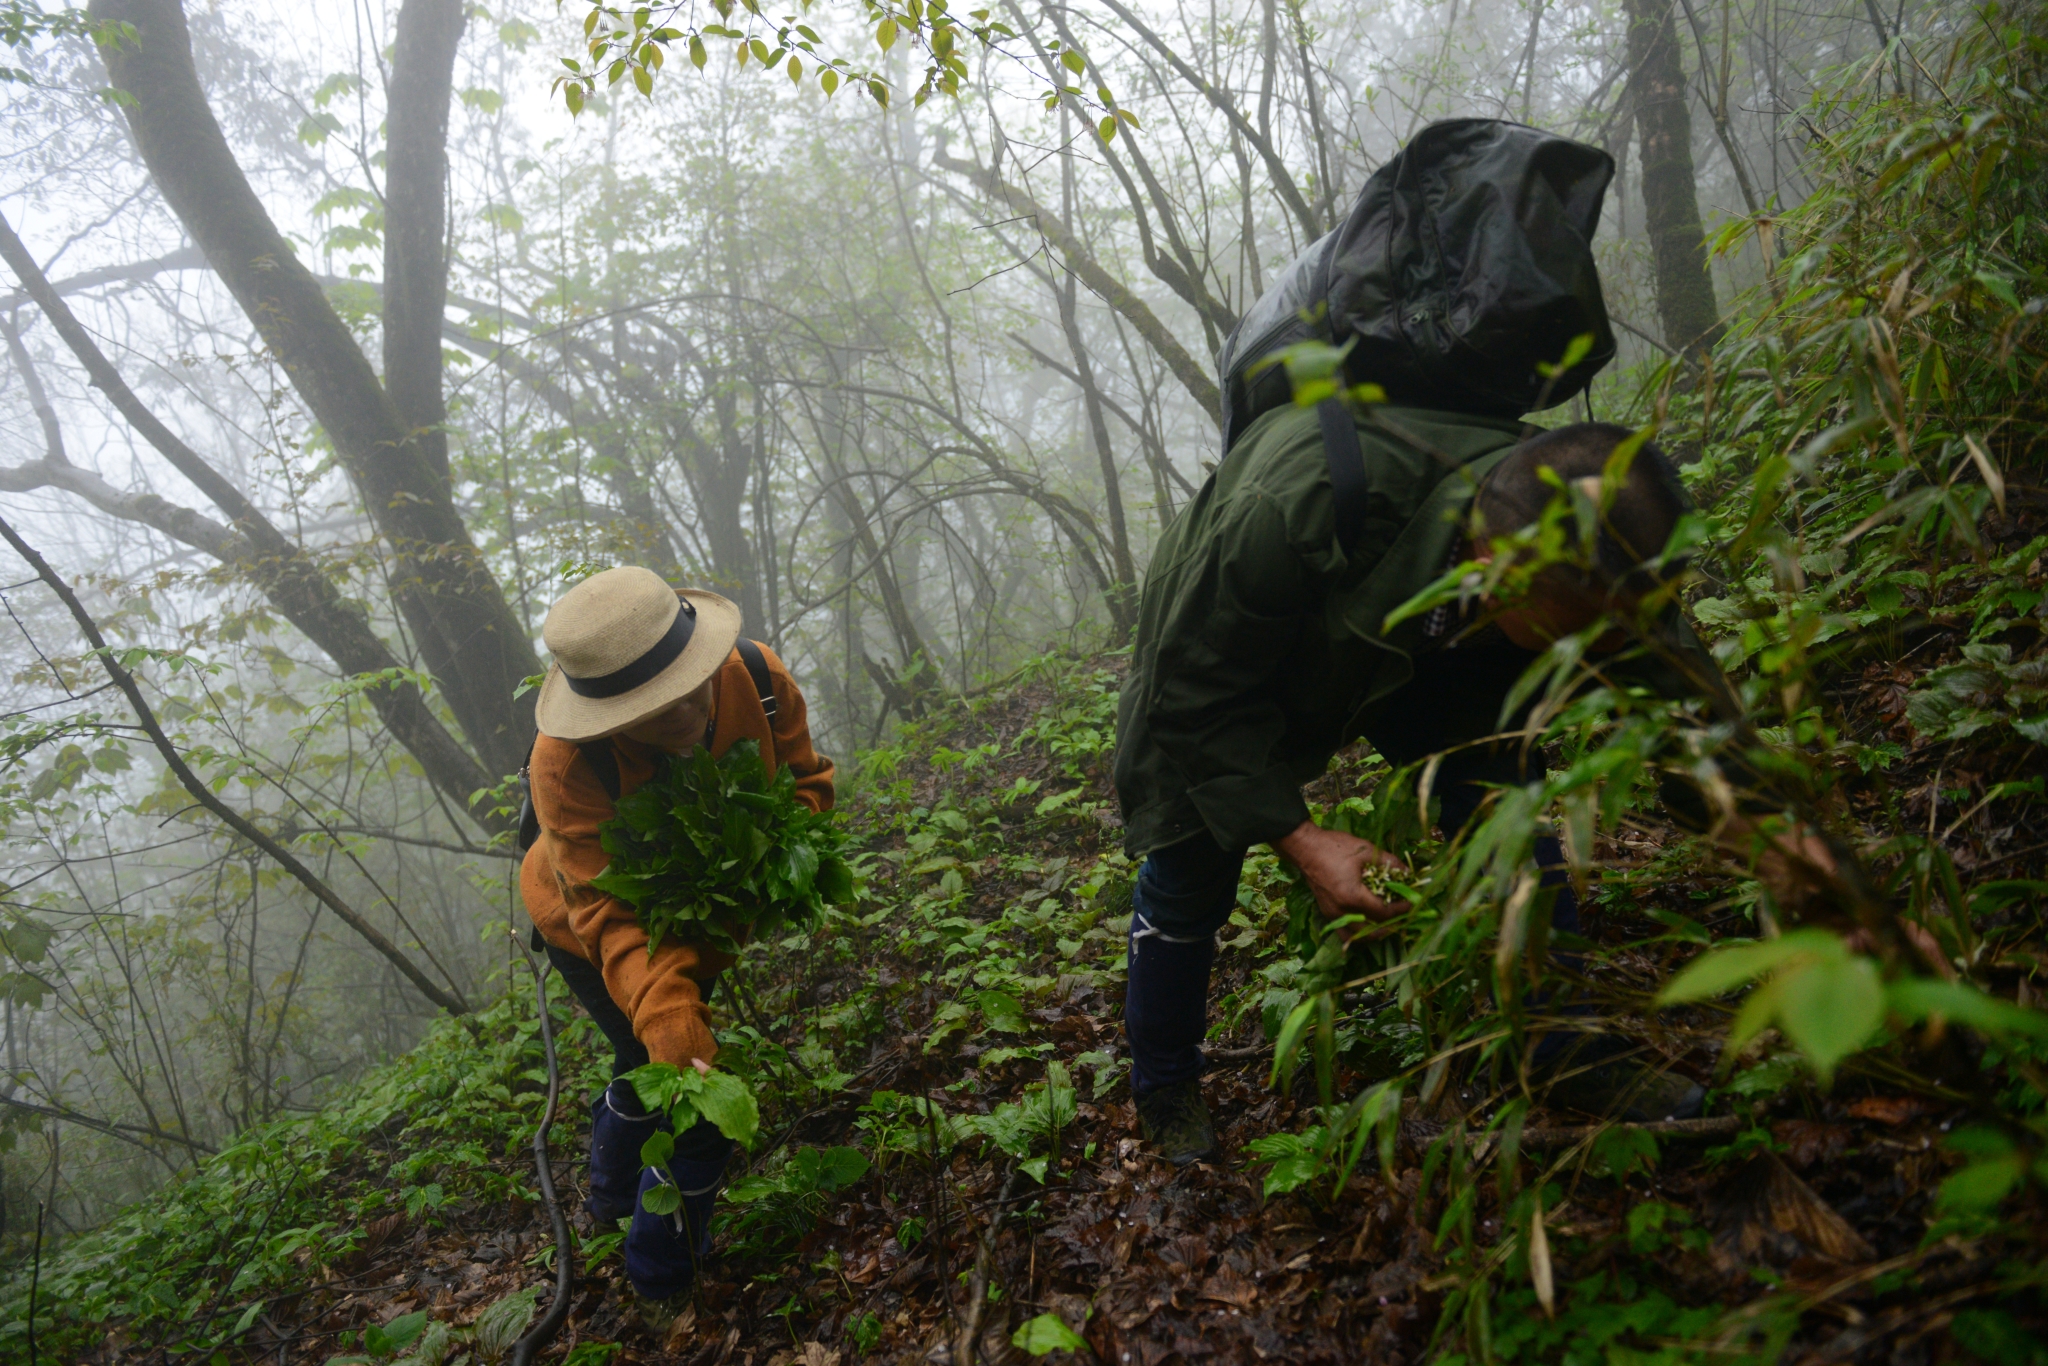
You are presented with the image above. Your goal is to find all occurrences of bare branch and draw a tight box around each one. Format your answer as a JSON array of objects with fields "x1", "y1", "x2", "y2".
[{"x1": 0, "y1": 512, "x2": 472, "y2": 1017}]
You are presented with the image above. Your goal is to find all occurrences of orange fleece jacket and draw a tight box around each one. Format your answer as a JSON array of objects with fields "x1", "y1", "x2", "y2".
[{"x1": 520, "y1": 642, "x2": 834, "y2": 1067}]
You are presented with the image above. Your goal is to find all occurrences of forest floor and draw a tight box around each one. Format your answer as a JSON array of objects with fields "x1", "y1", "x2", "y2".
[{"x1": 37, "y1": 534, "x2": 2048, "y2": 1366}]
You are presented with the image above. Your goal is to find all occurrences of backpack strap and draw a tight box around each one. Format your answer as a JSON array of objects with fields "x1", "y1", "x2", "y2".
[
  {"x1": 734, "y1": 638, "x2": 778, "y2": 719},
  {"x1": 1316, "y1": 398, "x2": 1370, "y2": 555},
  {"x1": 576, "y1": 739, "x2": 622, "y2": 802},
  {"x1": 518, "y1": 738, "x2": 632, "y2": 953},
  {"x1": 516, "y1": 734, "x2": 542, "y2": 854}
]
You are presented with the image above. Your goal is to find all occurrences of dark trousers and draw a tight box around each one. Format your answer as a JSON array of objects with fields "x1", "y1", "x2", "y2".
[
  {"x1": 546, "y1": 944, "x2": 732, "y2": 1297},
  {"x1": 1122, "y1": 744, "x2": 1581, "y2": 1096}
]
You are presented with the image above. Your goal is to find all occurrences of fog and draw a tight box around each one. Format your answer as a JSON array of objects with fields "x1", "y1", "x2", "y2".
[{"x1": 0, "y1": 0, "x2": 1921, "y2": 1236}]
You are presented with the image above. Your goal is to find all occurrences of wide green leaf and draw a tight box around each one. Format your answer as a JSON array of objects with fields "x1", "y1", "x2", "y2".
[
  {"x1": 1655, "y1": 929, "x2": 1844, "y2": 1005},
  {"x1": 681, "y1": 1067, "x2": 761, "y2": 1145},
  {"x1": 1013, "y1": 1311, "x2": 1088, "y2": 1355},
  {"x1": 1888, "y1": 978, "x2": 2048, "y2": 1038},
  {"x1": 1775, "y1": 953, "x2": 1885, "y2": 1081},
  {"x1": 473, "y1": 1285, "x2": 541, "y2": 1358}
]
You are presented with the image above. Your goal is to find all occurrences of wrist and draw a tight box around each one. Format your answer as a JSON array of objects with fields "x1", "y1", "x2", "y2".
[{"x1": 1272, "y1": 819, "x2": 1321, "y2": 861}]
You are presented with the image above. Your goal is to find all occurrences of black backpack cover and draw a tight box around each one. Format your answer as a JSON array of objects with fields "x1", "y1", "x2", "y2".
[{"x1": 1217, "y1": 118, "x2": 1617, "y2": 451}]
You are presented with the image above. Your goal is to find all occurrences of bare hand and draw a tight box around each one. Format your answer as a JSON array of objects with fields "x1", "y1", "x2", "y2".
[{"x1": 1273, "y1": 821, "x2": 1408, "y2": 926}]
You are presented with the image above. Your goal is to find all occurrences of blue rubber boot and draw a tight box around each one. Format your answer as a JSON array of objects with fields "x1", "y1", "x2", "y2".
[
  {"x1": 624, "y1": 1121, "x2": 732, "y2": 1301},
  {"x1": 586, "y1": 1078, "x2": 664, "y2": 1225}
]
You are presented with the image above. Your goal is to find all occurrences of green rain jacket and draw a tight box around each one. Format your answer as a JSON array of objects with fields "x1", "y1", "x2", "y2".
[{"x1": 1115, "y1": 402, "x2": 1530, "y2": 858}]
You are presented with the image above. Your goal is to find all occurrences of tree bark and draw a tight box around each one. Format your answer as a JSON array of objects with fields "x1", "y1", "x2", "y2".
[
  {"x1": 382, "y1": 0, "x2": 466, "y2": 485},
  {"x1": 89, "y1": 0, "x2": 537, "y2": 778},
  {"x1": 1054, "y1": 283, "x2": 1139, "y2": 640},
  {"x1": 0, "y1": 210, "x2": 500, "y2": 823},
  {"x1": 1624, "y1": 0, "x2": 1724, "y2": 356}
]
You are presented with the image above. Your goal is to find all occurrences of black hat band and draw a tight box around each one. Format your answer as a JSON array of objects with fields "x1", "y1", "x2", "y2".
[{"x1": 564, "y1": 598, "x2": 697, "y2": 699}]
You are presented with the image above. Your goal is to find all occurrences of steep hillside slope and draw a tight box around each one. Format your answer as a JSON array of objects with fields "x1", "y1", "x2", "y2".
[{"x1": 4, "y1": 630, "x2": 2042, "y2": 1364}]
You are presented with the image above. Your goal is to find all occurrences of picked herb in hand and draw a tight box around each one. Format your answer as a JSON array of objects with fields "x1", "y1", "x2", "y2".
[{"x1": 590, "y1": 739, "x2": 854, "y2": 956}]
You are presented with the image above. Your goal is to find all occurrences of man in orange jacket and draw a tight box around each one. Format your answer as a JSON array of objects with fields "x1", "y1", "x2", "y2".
[{"x1": 522, "y1": 566, "x2": 833, "y2": 1309}]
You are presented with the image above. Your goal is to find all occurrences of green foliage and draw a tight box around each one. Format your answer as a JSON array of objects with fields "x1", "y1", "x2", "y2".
[
  {"x1": 1011, "y1": 1310, "x2": 1089, "y2": 1354},
  {"x1": 1241, "y1": 1082, "x2": 1401, "y2": 1202},
  {"x1": 1658, "y1": 927, "x2": 2048, "y2": 1083},
  {"x1": 969, "y1": 1060, "x2": 1077, "y2": 1182},
  {"x1": 330, "y1": 1310, "x2": 430, "y2": 1363},
  {"x1": 554, "y1": 0, "x2": 1035, "y2": 114},
  {"x1": 592, "y1": 740, "x2": 855, "y2": 956},
  {"x1": 1952, "y1": 1308, "x2": 2048, "y2": 1366},
  {"x1": 1241, "y1": 1126, "x2": 1329, "y2": 1198},
  {"x1": 847, "y1": 1310, "x2": 884, "y2": 1354},
  {"x1": 0, "y1": 988, "x2": 598, "y2": 1360},
  {"x1": 471, "y1": 1286, "x2": 540, "y2": 1358},
  {"x1": 721, "y1": 1145, "x2": 872, "y2": 1259},
  {"x1": 626, "y1": 1061, "x2": 763, "y2": 1147},
  {"x1": 0, "y1": 1, "x2": 133, "y2": 91},
  {"x1": 1908, "y1": 637, "x2": 2048, "y2": 744}
]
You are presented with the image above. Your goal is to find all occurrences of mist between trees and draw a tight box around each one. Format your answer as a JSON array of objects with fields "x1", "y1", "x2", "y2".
[{"x1": 0, "y1": 0, "x2": 1927, "y2": 1240}]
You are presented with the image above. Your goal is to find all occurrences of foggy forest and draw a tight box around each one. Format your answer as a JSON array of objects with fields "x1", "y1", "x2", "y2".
[{"x1": 0, "y1": 0, "x2": 2043, "y2": 1360}]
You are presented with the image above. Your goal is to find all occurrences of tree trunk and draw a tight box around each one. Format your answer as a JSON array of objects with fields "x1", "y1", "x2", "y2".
[
  {"x1": 1624, "y1": 0, "x2": 1724, "y2": 356},
  {"x1": 91, "y1": 0, "x2": 538, "y2": 778},
  {"x1": 703, "y1": 383, "x2": 767, "y2": 629},
  {"x1": 382, "y1": 0, "x2": 465, "y2": 485}
]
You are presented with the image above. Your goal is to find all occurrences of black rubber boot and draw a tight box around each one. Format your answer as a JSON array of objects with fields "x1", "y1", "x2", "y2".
[
  {"x1": 625, "y1": 1120, "x2": 732, "y2": 1301},
  {"x1": 1135, "y1": 1077, "x2": 1220, "y2": 1166},
  {"x1": 1540, "y1": 1036, "x2": 1704, "y2": 1122}
]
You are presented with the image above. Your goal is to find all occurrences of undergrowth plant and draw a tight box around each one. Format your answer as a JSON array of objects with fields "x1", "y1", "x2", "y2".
[
  {"x1": 1235, "y1": 7, "x2": 2048, "y2": 1359},
  {"x1": 0, "y1": 984, "x2": 604, "y2": 1360}
]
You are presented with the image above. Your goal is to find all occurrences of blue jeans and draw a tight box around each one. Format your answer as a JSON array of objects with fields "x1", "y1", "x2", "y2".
[{"x1": 1124, "y1": 833, "x2": 1247, "y2": 1095}]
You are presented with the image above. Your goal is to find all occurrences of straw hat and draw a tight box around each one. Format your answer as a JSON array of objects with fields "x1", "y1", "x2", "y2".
[{"x1": 535, "y1": 568, "x2": 742, "y2": 741}]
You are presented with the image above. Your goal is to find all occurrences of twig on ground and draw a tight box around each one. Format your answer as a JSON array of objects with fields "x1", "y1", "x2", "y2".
[
  {"x1": 510, "y1": 951, "x2": 574, "y2": 1366},
  {"x1": 953, "y1": 1164, "x2": 1023, "y2": 1366}
]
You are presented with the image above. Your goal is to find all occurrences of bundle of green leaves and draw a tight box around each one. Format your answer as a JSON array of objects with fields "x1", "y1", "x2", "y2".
[{"x1": 590, "y1": 739, "x2": 855, "y2": 955}]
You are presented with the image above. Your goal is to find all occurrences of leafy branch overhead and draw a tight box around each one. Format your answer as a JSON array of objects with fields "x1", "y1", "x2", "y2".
[
  {"x1": 558, "y1": 0, "x2": 996, "y2": 109},
  {"x1": 555, "y1": 0, "x2": 1130, "y2": 130}
]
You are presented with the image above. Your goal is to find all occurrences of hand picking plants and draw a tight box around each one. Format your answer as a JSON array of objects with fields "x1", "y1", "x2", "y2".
[{"x1": 589, "y1": 739, "x2": 857, "y2": 957}]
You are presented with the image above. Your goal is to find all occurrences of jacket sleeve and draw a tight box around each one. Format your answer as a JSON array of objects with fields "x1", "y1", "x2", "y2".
[
  {"x1": 1142, "y1": 476, "x2": 1352, "y2": 851},
  {"x1": 759, "y1": 643, "x2": 836, "y2": 813},
  {"x1": 534, "y1": 745, "x2": 726, "y2": 1068}
]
